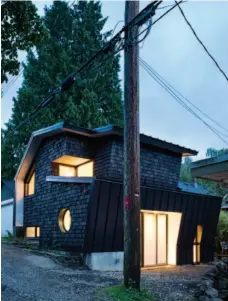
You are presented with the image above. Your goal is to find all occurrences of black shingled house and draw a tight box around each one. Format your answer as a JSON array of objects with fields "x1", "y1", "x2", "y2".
[{"x1": 14, "y1": 122, "x2": 221, "y2": 270}]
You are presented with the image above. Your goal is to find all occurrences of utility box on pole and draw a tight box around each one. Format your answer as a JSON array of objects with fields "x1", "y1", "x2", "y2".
[{"x1": 123, "y1": 0, "x2": 140, "y2": 289}]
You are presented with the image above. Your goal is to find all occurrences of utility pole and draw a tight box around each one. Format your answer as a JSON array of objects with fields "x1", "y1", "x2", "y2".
[{"x1": 124, "y1": 0, "x2": 140, "y2": 289}]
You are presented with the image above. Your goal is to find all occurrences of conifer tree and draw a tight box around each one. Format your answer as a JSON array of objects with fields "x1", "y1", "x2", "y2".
[{"x1": 2, "y1": 1, "x2": 123, "y2": 179}]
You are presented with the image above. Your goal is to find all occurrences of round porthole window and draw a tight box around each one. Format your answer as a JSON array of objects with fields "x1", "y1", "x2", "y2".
[{"x1": 59, "y1": 209, "x2": 71, "y2": 232}]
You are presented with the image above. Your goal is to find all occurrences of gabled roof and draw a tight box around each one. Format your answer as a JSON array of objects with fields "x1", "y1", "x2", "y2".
[{"x1": 15, "y1": 122, "x2": 198, "y2": 181}]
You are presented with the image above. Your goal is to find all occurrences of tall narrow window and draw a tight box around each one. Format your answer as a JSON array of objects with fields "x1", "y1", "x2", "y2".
[
  {"x1": 25, "y1": 170, "x2": 35, "y2": 196},
  {"x1": 193, "y1": 225, "x2": 203, "y2": 264}
]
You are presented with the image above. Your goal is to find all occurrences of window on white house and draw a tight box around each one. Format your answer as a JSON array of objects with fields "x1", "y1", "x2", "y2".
[{"x1": 26, "y1": 226, "x2": 40, "y2": 238}]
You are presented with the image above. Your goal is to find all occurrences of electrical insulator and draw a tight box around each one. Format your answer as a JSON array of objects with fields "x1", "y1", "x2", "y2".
[{"x1": 61, "y1": 74, "x2": 75, "y2": 91}]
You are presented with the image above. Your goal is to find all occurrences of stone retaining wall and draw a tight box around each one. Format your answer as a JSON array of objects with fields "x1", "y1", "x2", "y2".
[{"x1": 195, "y1": 258, "x2": 228, "y2": 301}]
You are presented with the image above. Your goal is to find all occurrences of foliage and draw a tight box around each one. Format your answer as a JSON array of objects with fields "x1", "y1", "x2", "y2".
[
  {"x1": 1, "y1": 1, "x2": 123, "y2": 179},
  {"x1": 1, "y1": 1, "x2": 45, "y2": 83},
  {"x1": 2, "y1": 230, "x2": 13, "y2": 240},
  {"x1": 206, "y1": 148, "x2": 228, "y2": 158},
  {"x1": 215, "y1": 211, "x2": 228, "y2": 252},
  {"x1": 180, "y1": 157, "x2": 193, "y2": 183},
  {"x1": 102, "y1": 285, "x2": 154, "y2": 301}
]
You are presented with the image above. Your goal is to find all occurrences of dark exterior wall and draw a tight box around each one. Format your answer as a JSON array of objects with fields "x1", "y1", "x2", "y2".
[
  {"x1": 85, "y1": 179, "x2": 222, "y2": 265},
  {"x1": 94, "y1": 139, "x2": 113, "y2": 180},
  {"x1": 35, "y1": 133, "x2": 91, "y2": 191},
  {"x1": 23, "y1": 133, "x2": 92, "y2": 250},
  {"x1": 107, "y1": 139, "x2": 182, "y2": 190},
  {"x1": 23, "y1": 132, "x2": 183, "y2": 250},
  {"x1": 24, "y1": 182, "x2": 90, "y2": 250}
]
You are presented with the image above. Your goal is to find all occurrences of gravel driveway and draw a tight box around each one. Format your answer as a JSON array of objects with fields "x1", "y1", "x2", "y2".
[{"x1": 1, "y1": 244, "x2": 213, "y2": 301}]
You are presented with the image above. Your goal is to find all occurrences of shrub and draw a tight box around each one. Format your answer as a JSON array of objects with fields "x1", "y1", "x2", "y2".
[{"x1": 215, "y1": 211, "x2": 228, "y2": 252}]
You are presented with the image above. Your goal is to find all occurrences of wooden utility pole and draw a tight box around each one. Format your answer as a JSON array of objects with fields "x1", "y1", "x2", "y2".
[{"x1": 123, "y1": 0, "x2": 140, "y2": 289}]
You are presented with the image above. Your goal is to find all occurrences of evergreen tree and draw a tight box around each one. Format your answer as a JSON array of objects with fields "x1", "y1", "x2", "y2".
[
  {"x1": 2, "y1": 1, "x2": 123, "y2": 179},
  {"x1": 180, "y1": 157, "x2": 193, "y2": 183},
  {"x1": 1, "y1": 1, "x2": 44, "y2": 83}
]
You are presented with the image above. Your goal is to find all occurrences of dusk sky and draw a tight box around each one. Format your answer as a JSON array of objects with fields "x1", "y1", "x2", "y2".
[{"x1": 1, "y1": 1, "x2": 228, "y2": 160}]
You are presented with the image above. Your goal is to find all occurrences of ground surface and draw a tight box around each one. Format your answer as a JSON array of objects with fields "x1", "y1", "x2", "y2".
[{"x1": 2, "y1": 244, "x2": 213, "y2": 301}]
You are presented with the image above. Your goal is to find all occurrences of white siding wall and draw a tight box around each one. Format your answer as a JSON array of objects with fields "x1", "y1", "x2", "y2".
[{"x1": 1, "y1": 199, "x2": 14, "y2": 236}]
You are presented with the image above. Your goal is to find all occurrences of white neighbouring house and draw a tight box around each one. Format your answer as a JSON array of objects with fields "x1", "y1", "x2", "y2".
[{"x1": 1, "y1": 179, "x2": 15, "y2": 236}]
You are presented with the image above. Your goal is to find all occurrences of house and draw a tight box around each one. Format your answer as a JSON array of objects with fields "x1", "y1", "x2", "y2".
[
  {"x1": 1, "y1": 179, "x2": 15, "y2": 236},
  {"x1": 192, "y1": 154, "x2": 228, "y2": 212},
  {"x1": 177, "y1": 181, "x2": 216, "y2": 196},
  {"x1": 14, "y1": 122, "x2": 222, "y2": 270}
]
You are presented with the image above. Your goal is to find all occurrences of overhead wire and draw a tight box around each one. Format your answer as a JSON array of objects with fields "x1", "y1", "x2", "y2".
[
  {"x1": 139, "y1": 58, "x2": 228, "y2": 145},
  {"x1": 140, "y1": 58, "x2": 228, "y2": 135},
  {"x1": 140, "y1": 57, "x2": 228, "y2": 142},
  {"x1": 175, "y1": 1, "x2": 228, "y2": 83},
  {"x1": 4, "y1": 1, "x2": 162, "y2": 138},
  {"x1": 1, "y1": 0, "x2": 77, "y2": 95}
]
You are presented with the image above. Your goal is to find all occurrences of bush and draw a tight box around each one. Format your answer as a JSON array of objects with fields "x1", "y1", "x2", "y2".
[
  {"x1": 101, "y1": 285, "x2": 154, "y2": 301},
  {"x1": 215, "y1": 211, "x2": 228, "y2": 252}
]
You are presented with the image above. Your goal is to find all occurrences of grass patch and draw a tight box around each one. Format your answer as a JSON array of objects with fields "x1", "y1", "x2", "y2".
[{"x1": 101, "y1": 285, "x2": 154, "y2": 301}]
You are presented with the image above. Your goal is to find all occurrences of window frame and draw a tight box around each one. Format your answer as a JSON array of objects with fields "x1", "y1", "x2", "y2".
[
  {"x1": 58, "y1": 208, "x2": 72, "y2": 233},
  {"x1": 25, "y1": 226, "x2": 40, "y2": 238},
  {"x1": 52, "y1": 159, "x2": 94, "y2": 178},
  {"x1": 24, "y1": 165, "x2": 35, "y2": 197}
]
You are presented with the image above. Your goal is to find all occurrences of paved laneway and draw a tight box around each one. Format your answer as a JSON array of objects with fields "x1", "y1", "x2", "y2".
[{"x1": 1, "y1": 244, "x2": 212, "y2": 301}]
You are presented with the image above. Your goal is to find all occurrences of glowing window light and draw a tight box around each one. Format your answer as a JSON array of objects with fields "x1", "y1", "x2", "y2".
[
  {"x1": 77, "y1": 161, "x2": 93, "y2": 177},
  {"x1": 143, "y1": 214, "x2": 156, "y2": 266},
  {"x1": 193, "y1": 225, "x2": 203, "y2": 264},
  {"x1": 59, "y1": 165, "x2": 76, "y2": 177},
  {"x1": 59, "y1": 209, "x2": 71, "y2": 232},
  {"x1": 26, "y1": 226, "x2": 40, "y2": 237},
  {"x1": 26, "y1": 227, "x2": 35, "y2": 237},
  {"x1": 141, "y1": 210, "x2": 182, "y2": 266},
  {"x1": 27, "y1": 172, "x2": 35, "y2": 195},
  {"x1": 157, "y1": 215, "x2": 167, "y2": 264}
]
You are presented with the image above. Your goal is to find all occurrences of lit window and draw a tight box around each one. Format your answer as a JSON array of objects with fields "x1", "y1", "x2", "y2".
[
  {"x1": 25, "y1": 170, "x2": 35, "y2": 196},
  {"x1": 59, "y1": 165, "x2": 76, "y2": 177},
  {"x1": 59, "y1": 209, "x2": 71, "y2": 232},
  {"x1": 193, "y1": 225, "x2": 203, "y2": 264},
  {"x1": 52, "y1": 156, "x2": 94, "y2": 178},
  {"x1": 26, "y1": 226, "x2": 40, "y2": 238},
  {"x1": 78, "y1": 161, "x2": 93, "y2": 177}
]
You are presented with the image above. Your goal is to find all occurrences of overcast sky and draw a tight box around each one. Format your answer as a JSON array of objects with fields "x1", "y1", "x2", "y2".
[{"x1": 1, "y1": 1, "x2": 228, "y2": 160}]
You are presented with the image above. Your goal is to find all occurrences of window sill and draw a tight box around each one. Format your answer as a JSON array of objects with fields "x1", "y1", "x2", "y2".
[
  {"x1": 24, "y1": 194, "x2": 35, "y2": 198},
  {"x1": 46, "y1": 176, "x2": 95, "y2": 184}
]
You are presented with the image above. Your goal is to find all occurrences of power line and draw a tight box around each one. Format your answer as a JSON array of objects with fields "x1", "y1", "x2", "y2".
[
  {"x1": 157, "y1": 1, "x2": 187, "y2": 10},
  {"x1": 4, "y1": 1, "x2": 162, "y2": 139},
  {"x1": 140, "y1": 57, "x2": 228, "y2": 143},
  {"x1": 1, "y1": 1, "x2": 77, "y2": 94},
  {"x1": 135, "y1": 0, "x2": 185, "y2": 43},
  {"x1": 175, "y1": 1, "x2": 228, "y2": 83},
  {"x1": 2, "y1": 0, "x2": 176, "y2": 94},
  {"x1": 140, "y1": 59, "x2": 228, "y2": 135},
  {"x1": 139, "y1": 58, "x2": 228, "y2": 145}
]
